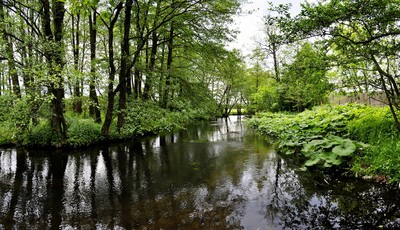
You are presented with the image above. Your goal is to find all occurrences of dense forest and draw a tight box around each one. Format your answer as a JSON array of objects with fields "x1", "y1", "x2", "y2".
[{"x1": 0, "y1": 0, "x2": 247, "y2": 146}]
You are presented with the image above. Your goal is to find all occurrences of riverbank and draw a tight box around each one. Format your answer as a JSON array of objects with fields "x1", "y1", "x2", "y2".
[
  {"x1": 0, "y1": 100, "x2": 218, "y2": 149},
  {"x1": 247, "y1": 104, "x2": 400, "y2": 184}
]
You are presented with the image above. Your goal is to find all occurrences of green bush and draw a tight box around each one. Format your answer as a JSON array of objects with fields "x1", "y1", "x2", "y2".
[
  {"x1": 0, "y1": 94, "x2": 14, "y2": 122},
  {"x1": 67, "y1": 117, "x2": 102, "y2": 147},
  {"x1": 0, "y1": 121, "x2": 17, "y2": 145},
  {"x1": 119, "y1": 100, "x2": 192, "y2": 138},
  {"x1": 347, "y1": 106, "x2": 398, "y2": 143},
  {"x1": 24, "y1": 120, "x2": 54, "y2": 146}
]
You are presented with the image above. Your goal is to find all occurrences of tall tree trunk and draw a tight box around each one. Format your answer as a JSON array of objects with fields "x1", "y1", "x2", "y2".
[
  {"x1": 142, "y1": 31, "x2": 159, "y2": 100},
  {"x1": 72, "y1": 13, "x2": 82, "y2": 113},
  {"x1": 89, "y1": 10, "x2": 101, "y2": 123},
  {"x1": 134, "y1": 68, "x2": 142, "y2": 98},
  {"x1": 158, "y1": 44, "x2": 166, "y2": 105},
  {"x1": 272, "y1": 43, "x2": 280, "y2": 83},
  {"x1": 117, "y1": 0, "x2": 133, "y2": 131},
  {"x1": 20, "y1": 9, "x2": 40, "y2": 126},
  {"x1": 162, "y1": 22, "x2": 174, "y2": 109},
  {"x1": 142, "y1": 1, "x2": 160, "y2": 100},
  {"x1": 0, "y1": 0, "x2": 20, "y2": 98},
  {"x1": 40, "y1": 0, "x2": 67, "y2": 143},
  {"x1": 101, "y1": 3, "x2": 123, "y2": 137}
]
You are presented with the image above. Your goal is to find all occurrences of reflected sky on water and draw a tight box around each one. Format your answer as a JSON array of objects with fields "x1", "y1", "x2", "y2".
[{"x1": 1, "y1": 116, "x2": 400, "y2": 229}]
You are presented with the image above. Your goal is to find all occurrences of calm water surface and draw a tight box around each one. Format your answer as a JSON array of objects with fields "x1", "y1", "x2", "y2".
[{"x1": 1, "y1": 116, "x2": 400, "y2": 229}]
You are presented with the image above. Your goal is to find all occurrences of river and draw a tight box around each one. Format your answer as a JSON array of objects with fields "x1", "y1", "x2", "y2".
[{"x1": 0, "y1": 116, "x2": 400, "y2": 229}]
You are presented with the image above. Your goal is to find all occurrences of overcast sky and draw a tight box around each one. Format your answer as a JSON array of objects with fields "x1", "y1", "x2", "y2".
[{"x1": 230, "y1": 0, "x2": 317, "y2": 56}]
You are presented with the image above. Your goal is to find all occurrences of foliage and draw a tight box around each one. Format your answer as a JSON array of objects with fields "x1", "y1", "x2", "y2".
[
  {"x1": 0, "y1": 0, "x2": 243, "y2": 145},
  {"x1": 249, "y1": 103, "x2": 400, "y2": 182},
  {"x1": 0, "y1": 121, "x2": 17, "y2": 145},
  {"x1": 66, "y1": 117, "x2": 103, "y2": 147},
  {"x1": 249, "y1": 83, "x2": 281, "y2": 113},
  {"x1": 271, "y1": 0, "x2": 400, "y2": 129},
  {"x1": 118, "y1": 99, "x2": 216, "y2": 138},
  {"x1": 247, "y1": 104, "x2": 370, "y2": 170},
  {"x1": 347, "y1": 107, "x2": 398, "y2": 143},
  {"x1": 279, "y1": 42, "x2": 332, "y2": 111},
  {"x1": 346, "y1": 107, "x2": 400, "y2": 183},
  {"x1": 0, "y1": 94, "x2": 14, "y2": 122},
  {"x1": 302, "y1": 135, "x2": 366, "y2": 169},
  {"x1": 23, "y1": 120, "x2": 54, "y2": 146}
]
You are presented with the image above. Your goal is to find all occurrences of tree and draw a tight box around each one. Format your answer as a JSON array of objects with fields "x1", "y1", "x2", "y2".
[
  {"x1": 99, "y1": 1, "x2": 123, "y2": 137},
  {"x1": 88, "y1": 6, "x2": 101, "y2": 123},
  {"x1": 0, "y1": 0, "x2": 20, "y2": 98},
  {"x1": 280, "y1": 42, "x2": 331, "y2": 111},
  {"x1": 275, "y1": 0, "x2": 400, "y2": 129},
  {"x1": 0, "y1": 0, "x2": 244, "y2": 145},
  {"x1": 243, "y1": 63, "x2": 279, "y2": 113},
  {"x1": 40, "y1": 0, "x2": 68, "y2": 142}
]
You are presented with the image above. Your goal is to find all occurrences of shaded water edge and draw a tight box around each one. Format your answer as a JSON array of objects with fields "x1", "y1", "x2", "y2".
[{"x1": 0, "y1": 116, "x2": 400, "y2": 229}]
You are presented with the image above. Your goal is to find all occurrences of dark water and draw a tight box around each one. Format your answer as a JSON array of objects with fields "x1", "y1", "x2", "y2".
[{"x1": 1, "y1": 116, "x2": 400, "y2": 229}]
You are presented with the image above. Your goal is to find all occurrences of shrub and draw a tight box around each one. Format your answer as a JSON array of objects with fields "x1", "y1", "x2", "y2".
[
  {"x1": 0, "y1": 121, "x2": 17, "y2": 145},
  {"x1": 67, "y1": 117, "x2": 102, "y2": 147},
  {"x1": 24, "y1": 120, "x2": 54, "y2": 146},
  {"x1": 347, "y1": 107, "x2": 398, "y2": 143}
]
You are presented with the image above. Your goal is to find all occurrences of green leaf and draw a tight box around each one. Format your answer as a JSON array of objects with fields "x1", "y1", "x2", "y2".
[
  {"x1": 304, "y1": 157, "x2": 320, "y2": 167},
  {"x1": 332, "y1": 139, "x2": 356, "y2": 156},
  {"x1": 326, "y1": 153, "x2": 342, "y2": 165}
]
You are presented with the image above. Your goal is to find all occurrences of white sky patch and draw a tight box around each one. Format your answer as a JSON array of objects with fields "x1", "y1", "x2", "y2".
[{"x1": 229, "y1": 0, "x2": 317, "y2": 57}]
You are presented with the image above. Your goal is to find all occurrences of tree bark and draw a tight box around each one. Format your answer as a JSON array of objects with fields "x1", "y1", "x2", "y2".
[
  {"x1": 162, "y1": 22, "x2": 174, "y2": 109},
  {"x1": 89, "y1": 10, "x2": 101, "y2": 123},
  {"x1": 72, "y1": 13, "x2": 82, "y2": 114},
  {"x1": 142, "y1": 1, "x2": 160, "y2": 100},
  {"x1": 40, "y1": 0, "x2": 67, "y2": 143},
  {"x1": 101, "y1": 2, "x2": 123, "y2": 137},
  {"x1": 117, "y1": 0, "x2": 133, "y2": 131},
  {"x1": 272, "y1": 43, "x2": 280, "y2": 83}
]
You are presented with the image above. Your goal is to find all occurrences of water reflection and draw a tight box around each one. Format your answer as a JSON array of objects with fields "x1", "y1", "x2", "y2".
[{"x1": 0, "y1": 116, "x2": 400, "y2": 229}]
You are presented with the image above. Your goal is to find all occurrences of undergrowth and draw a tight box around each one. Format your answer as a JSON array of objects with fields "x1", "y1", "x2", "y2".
[
  {"x1": 0, "y1": 98, "x2": 217, "y2": 148},
  {"x1": 248, "y1": 104, "x2": 400, "y2": 183}
]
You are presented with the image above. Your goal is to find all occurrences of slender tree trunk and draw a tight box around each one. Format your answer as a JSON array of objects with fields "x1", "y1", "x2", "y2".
[
  {"x1": 20, "y1": 11, "x2": 40, "y2": 125},
  {"x1": 162, "y1": 22, "x2": 174, "y2": 109},
  {"x1": 158, "y1": 44, "x2": 166, "y2": 105},
  {"x1": 101, "y1": 3, "x2": 123, "y2": 137},
  {"x1": 143, "y1": 1, "x2": 160, "y2": 100},
  {"x1": 272, "y1": 43, "x2": 280, "y2": 83},
  {"x1": 117, "y1": 0, "x2": 133, "y2": 131},
  {"x1": 134, "y1": 68, "x2": 141, "y2": 98},
  {"x1": 89, "y1": 10, "x2": 101, "y2": 123},
  {"x1": 0, "y1": 0, "x2": 20, "y2": 98},
  {"x1": 72, "y1": 14, "x2": 82, "y2": 113}
]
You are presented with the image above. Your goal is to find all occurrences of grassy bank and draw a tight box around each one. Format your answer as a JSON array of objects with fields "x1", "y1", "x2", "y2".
[
  {"x1": 0, "y1": 99, "x2": 218, "y2": 148},
  {"x1": 247, "y1": 104, "x2": 400, "y2": 183}
]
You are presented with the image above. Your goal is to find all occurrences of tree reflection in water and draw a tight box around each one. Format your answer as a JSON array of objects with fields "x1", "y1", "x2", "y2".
[{"x1": 0, "y1": 116, "x2": 399, "y2": 229}]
